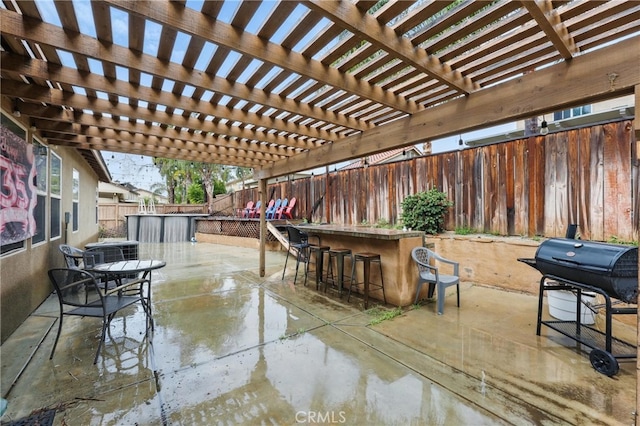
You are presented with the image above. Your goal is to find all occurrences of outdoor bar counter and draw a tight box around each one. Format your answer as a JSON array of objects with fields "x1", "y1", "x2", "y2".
[{"x1": 296, "y1": 224, "x2": 425, "y2": 307}]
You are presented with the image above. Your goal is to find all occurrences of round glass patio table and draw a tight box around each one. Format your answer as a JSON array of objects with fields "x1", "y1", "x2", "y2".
[{"x1": 87, "y1": 259, "x2": 166, "y2": 329}]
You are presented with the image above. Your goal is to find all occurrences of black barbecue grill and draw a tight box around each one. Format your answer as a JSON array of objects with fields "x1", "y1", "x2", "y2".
[{"x1": 519, "y1": 238, "x2": 638, "y2": 376}]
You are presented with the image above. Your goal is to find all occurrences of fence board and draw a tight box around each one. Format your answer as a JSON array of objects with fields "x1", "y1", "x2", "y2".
[
  {"x1": 589, "y1": 127, "x2": 605, "y2": 241},
  {"x1": 393, "y1": 161, "x2": 411, "y2": 223},
  {"x1": 578, "y1": 128, "x2": 592, "y2": 239},
  {"x1": 472, "y1": 149, "x2": 484, "y2": 231},
  {"x1": 496, "y1": 143, "x2": 508, "y2": 235},
  {"x1": 376, "y1": 165, "x2": 390, "y2": 222},
  {"x1": 567, "y1": 130, "x2": 579, "y2": 228},
  {"x1": 551, "y1": 132, "x2": 569, "y2": 237},
  {"x1": 529, "y1": 137, "x2": 546, "y2": 235},
  {"x1": 426, "y1": 154, "x2": 440, "y2": 190},
  {"x1": 483, "y1": 145, "x2": 496, "y2": 232},
  {"x1": 441, "y1": 152, "x2": 456, "y2": 230},
  {"x1": 544, "y1": 135, "x2": 558, "y2": 237},
  {"x1": 513, "y1": 139, "x2": 528, "y2": 235},
  {"x1": 455, "y1": 150, "x2": 465, "y2": 227},
  {"x1": 505, "y1": 142, "x2": 515, "y2": 235},
  {"x1": 604, "y1": 122, "x2": 634, "y2": 240}
]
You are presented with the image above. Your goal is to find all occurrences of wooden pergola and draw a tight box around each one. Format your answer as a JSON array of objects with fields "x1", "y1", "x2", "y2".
[
  {"x1": 2, "y1": 0, "x2": 640, "y2": 399},
  {"x1": 2, "y1": 1, "x2": 638, "y2": 172}
]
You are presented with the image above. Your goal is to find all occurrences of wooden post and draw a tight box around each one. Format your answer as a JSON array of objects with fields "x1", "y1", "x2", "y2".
[
  {"x1": 259, "y1": 178, "x2": 267, "y2": 277},
  {"x1": 635, "y1": 84, "x2": 639, "y2": 426},
  {"x1": 115, "y1": 202, "x2": 120, "y2": 234}
]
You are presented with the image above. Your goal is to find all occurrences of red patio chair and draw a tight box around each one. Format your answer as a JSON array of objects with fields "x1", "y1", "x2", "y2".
[
  {"x1": 274, "y1": 198, "x2": 288, "y2": 219},
  {"x1": 279, "y1": 197, "x2": 297, "y2": 219},
  {"x1": 248, "y1": 200, "x2": 262, "y2": 218},
  {"x1": 240, "y1": 201, "x2": 254, "y2": 218}
]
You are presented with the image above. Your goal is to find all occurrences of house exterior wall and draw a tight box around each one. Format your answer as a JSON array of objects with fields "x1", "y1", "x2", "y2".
[
  {"x1": 512, "y1": 95, "x2": 634, "y2": 131},
  {"x1": 0, "y1": 110, "x2": 100, "y2": 343}
]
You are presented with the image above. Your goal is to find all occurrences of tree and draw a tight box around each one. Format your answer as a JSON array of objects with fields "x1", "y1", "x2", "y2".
[
  {"x1": 153, "y1": 159, "x2": 195, "y2": 204},
  {"x1": 154, "y1": 158, "x2": 179, "y2": 203},
  {"x1": 199, "y1": 162, "x2": 224, "y2": 213},
  {"x1": 149, "y1": 182, "x2": 167, "y2": 200},
  {"x1": 235, "y1": 167, "x2": 252, "y2": 191},
  {"x1": 187, "y1": 182, "x2": 205, "y2": 204},
  {"x1": 154, "y1": 158, "x2": 230, "y2": 211}
]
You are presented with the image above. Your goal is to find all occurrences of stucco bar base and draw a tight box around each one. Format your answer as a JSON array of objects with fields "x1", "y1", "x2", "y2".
[
  {"x1": 295, "y1": 225, "x2": 425, "y2": 307},
  {"x1": 332, "y1": 234, "x2": 424, "y2": 307}
]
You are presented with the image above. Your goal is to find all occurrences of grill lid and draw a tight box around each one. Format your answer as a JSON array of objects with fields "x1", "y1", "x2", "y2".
[
  {"x1": 535, "y1": 239, "x2": 637, "y2": 277},
  {"x1": 532, "y1": 238, "x2": 638, "y2": 303}
]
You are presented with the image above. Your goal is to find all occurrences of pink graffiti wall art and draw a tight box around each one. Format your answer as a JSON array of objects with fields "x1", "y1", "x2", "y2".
[{"x1": 1, "y1": 118, "x2": 37, "y2": 245}]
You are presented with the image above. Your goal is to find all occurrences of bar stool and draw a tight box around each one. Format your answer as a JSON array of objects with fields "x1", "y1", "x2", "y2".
[
  {"x1": 308, "y1": 245, "x2": 330, "y2": 289},
  {"x1": 325, "y1": 248, "x2": 353, "y2": 295},
  {"x1": 282, "y1": 226, "x2": 310, "y2": 286},
  {"x1": 348, "y1": 252, "x2": 386, "y2": 309}
]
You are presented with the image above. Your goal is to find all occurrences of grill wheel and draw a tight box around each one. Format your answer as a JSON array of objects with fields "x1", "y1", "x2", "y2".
[{"x1": 589, "y1": 349, "x2": 619, "y2": 377}]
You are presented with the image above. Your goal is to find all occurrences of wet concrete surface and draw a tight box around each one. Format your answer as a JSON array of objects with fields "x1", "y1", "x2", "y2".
[{"x1": 0, "y1": 242, "x2": 636, "y2": 425}]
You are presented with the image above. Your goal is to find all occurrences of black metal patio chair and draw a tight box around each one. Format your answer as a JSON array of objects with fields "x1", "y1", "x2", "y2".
[
  {"x1": 48, "y1": 268, "x2": 147, "y2": 364},
  {"x1": 58, "y1": 244, "x2": 85, "y2": 269}
]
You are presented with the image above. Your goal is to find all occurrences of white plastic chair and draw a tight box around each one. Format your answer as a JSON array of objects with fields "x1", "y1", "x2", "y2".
[{"x1": 411, "y1": 246, "x2": 460, "y2": 315}]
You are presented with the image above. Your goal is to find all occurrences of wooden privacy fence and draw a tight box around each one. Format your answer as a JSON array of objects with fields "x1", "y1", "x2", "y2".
[{"x1": 232, "y1": 120, "x2": 638, "y2": 242}]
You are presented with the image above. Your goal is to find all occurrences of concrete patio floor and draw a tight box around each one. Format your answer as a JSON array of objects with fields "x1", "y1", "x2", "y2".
[{"x1": 0, "y1": 242, "x2": 636, "y2": 425}]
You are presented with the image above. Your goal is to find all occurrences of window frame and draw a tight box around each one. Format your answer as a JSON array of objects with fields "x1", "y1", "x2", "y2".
[
  {"x1": 72, "y1": 168, "x2": 79, "y2": 232},
  {"x1": 31, "y1": 139, "x2": 48, "y2": 245},
  {"x1": 50, "y1": 151, "x2": 62, "y2": 241}
]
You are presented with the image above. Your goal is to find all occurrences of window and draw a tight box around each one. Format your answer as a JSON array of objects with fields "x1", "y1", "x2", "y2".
[
  {"x1": 72, "y1": 168, "x2": 79, "y2": 232},
  {"x1": 553, "y1": 105, "x2": 592, "y2": 121},
  {"x1": 50, "y1": 152, "x2": 62, "y2": 239},
  {"x1": 32, "y1": 140, "x2": 48, "y2": 244}
]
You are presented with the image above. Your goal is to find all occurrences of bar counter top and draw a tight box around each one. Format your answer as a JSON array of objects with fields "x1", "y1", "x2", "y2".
[{"x1": 296, "y1": 224, "x2": 424, "y2": 241}]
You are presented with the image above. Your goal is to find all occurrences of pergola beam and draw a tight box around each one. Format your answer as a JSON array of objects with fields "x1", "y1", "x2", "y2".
[
  {"x1": 44, "y1": 134, "x2": 264, "y2": 168},
  {"x1": 520, "y1": 0, "x2": 578, "y2": 60}
]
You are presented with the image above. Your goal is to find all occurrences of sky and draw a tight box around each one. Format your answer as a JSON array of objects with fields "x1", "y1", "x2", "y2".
[{"x1": 103, "y1": 152, "x2": 164, "y2": 190}]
